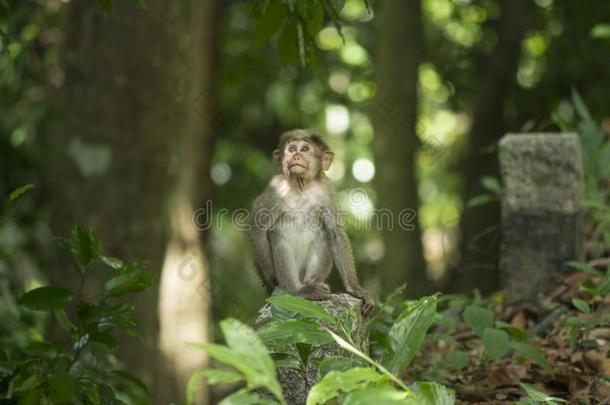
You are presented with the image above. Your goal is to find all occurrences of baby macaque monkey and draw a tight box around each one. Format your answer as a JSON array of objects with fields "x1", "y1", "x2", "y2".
[{"x1": 247, "y1": 129, "x2": 374, "y2": 316}]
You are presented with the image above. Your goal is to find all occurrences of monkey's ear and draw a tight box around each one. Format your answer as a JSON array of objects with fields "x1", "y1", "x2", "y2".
[
  {"x1": 321, "y1": 150, "x2": 334, "y2": 171},
  {"x1": 272, "y1": 149, "x2": 282, "y2": 172}
]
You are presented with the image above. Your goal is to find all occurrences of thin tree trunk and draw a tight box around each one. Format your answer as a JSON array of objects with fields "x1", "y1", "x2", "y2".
[
  {"x1": 450, "y1": 0, "x2": 529, "y2": 294},
  {"x1": 157, "y1": 0, "x2": 221, "y2": 403},
  {"x1": 372, "y1": 0, "x2": 432, "y2": 297}
]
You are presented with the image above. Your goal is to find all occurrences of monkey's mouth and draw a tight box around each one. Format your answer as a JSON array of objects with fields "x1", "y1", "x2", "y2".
[{"x1": 289, "y1": 162, "x2": 306, "y2": 169}]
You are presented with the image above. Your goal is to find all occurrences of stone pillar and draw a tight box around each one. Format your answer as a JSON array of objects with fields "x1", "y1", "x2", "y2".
[
  {"x1": 254, "y1": 294, "x2": 367, "y2": 405},
  {"x1": 499, "y1": 133, "x2": 584, "y2": 301}
]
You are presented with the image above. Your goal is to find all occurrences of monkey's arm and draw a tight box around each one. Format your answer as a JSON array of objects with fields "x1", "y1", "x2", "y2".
[
  {"x1": 322, "y1": 200, "x2": 375, "y2": 315},
  {"x1": 246, "y1": 196, "x2": 277, "y2": 294}
]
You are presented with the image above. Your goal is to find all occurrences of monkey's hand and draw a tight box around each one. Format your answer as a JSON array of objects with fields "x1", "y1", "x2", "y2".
[
  {"x1": 347, "y1": 287, "x2": 375, "y2": 317},
  {"x1": 297, "y1": 282, "x2": 331, "y2": 301}
]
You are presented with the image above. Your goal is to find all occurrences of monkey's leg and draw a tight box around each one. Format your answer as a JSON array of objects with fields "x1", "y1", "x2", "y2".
[
  {"x1": 271, "y1": 239, "x2": 303, "y2": 294},
  {"x1": 298, "y1": 236, "x2": 332, "y2": 300}
]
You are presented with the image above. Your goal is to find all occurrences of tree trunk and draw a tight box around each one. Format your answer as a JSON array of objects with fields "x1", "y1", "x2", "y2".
[
  {"x1": 51, "y1": 0, "x2": 220, "y2": 403},
  {"x1": 157, "y1": 0, "x2": 221, "y2": 403},
  {"x1": 450, "y1": 0, "x2": 529, "y2": 294},
  {"x1": 372, "y1": 0, "x2": 432, "y2": 297}
]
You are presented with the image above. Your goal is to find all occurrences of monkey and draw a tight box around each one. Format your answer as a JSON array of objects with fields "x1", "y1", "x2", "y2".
[{"x1": 246, "y1": 129, "x2": 375, "y2": 316}]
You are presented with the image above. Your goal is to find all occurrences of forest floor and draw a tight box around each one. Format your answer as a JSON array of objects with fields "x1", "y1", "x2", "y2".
[{"x1": 410, "y1": 269, "x2": 610, "y2": 404}]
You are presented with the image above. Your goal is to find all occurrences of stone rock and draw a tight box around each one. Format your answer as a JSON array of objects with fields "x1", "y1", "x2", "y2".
[
  {"x1": 499, "y1": 133, "x2": 584, "y2": 301},
  {"x1": 254, "y1": 293, "x2": 368, "y2": 405}
]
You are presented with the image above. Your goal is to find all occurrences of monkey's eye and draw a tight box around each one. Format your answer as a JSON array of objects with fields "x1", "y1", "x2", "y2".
[
  {"x1": 301, "y1": 145, "x2": 309, "y2": 152},
  {"x1": 288, "y1": 146, "x2": 296, "y2": 152}
]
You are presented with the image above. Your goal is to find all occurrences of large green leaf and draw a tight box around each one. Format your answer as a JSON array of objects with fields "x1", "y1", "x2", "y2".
[
  {"x1": 254, "y1": 1, "x2": 288, "y2": 44},
  {"x1": 221, "y1": 318, "x2": 282, "y2": 400},
  {"x1": 482, "y1": 328, "x2": 510, "y2": 361},
  {"x1": 18, "y1": 286, "x2": 73, "y2": 311},
  {"x1": 186, "y1": 369, "x2": 242, "y2": 405},
  {"x1": 462, "y1": 305, "x2": 493, "y2": 337},
  {"x1": 258, "y1": 319, "x2": 333, "y2": 349},
  {"x1": 382, "y1": 295, "x2": 438, "y2": 374},
  {"x1": 267, "y1": 295, "x2": 337, "y2": 325},
  {"x1": 190, "y1": 319, "x2": 283, "y2": 403},
  {"x1": 306, "y1": 367, "x2": 386, "y2": 405},
  {"x1": 342, "y1": 385, "x2": 409, "y2": 405},
  {"x1": 408, "y1": 381, "x2": 455, "y2": 405}
]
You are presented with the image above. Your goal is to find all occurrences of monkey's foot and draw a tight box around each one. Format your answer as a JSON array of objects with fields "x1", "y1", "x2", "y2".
[{"x1": 297, "y1": 282, "x2": 331, "y2": 301}]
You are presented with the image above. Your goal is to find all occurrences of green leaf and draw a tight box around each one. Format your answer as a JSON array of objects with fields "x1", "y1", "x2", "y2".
[
  {"x1": 25, "y1": 341, "x2": 61, "y2": 353},
  {"x1": 134, "y1": 0, "x2": 148, "y2": 9},
  {"x1": 566, "y1": 261, "x2": 601, "y2": 275},
  {"x1": 463, "y1": 305, "x2": 494, "y2": 337},
  {"x1": 48, "y1": 371, "x2": 77, "y2": 403},
  {"x1": 572, "y1": 88, "x2": 592, "y2": 122},
  {"x1": 254, "y1": 1, "x2": 288, "y2": 44},
  {"x1": 571, "y1": 298, "x2": 591, "y2": 313},
  {"x1": 480, "y1": 176, "x2": 502, "y2": 195},
  {"x1": 220, "y1": 319, "x2": 282, "y2": 400},
  {"x1": 467, "y1": 194, "x2": 496, "y2": 208},
  {"x1": 112, "y1": 370, "x2": 147, "y2": 392},
  {"x1": 304, "y1": 2, "x2": 324, "y2": 37},
  {"x1": 325, "y1": 328, "x2": 409, "y2": 391},
  {"x1": 278, "y1": 22, "x2": 298, "y2": 65},
  {"x1": 482, "y1": 328, "x2": 510, "y2": 361},
  {"x1": 101, "y1": 255, "x2": 124, "y2": 270},
  {"x1": 595, "y1": 268, "x2": 610, "y2": 296},
  {"x1": 190, "y1": 318, "x2": 283, "y2": 403},
  {"x1": 267, "y1": 295, "x2": 337, "y2": 325},
  {"x1": 382, "y1": 295, "x2": 438, "y2": 374},
  {"x1": 591, "y1": 23, "x2": 610, "y2": 39},
  {"x1": 54, "y1": 309, "x2": 76, "y2": 332},
  {"x1": 62, "y1": 225, "x2": 102, "y2": 273},
  {"x1": 258, "y1": 319, "x2": 333, "y2": 349},
  {"x1": 187, "y1": 369, "x2": 242, "y2": 405},
  {"x1": 510, "y1": 341, "x2": 553, "y2": 375},
  {"x1": 445, "y1": 351, "x2": 469, "y2": 370},
  {"x1": 96, "y1": 0, "x2": 112, "y2": 15},
  {"x1": 343, "y1": 385, "x2": 409, "y2": 405},
  {"x1": 9, "y1": 184, "x2": 34, "y2": 202},
  {"x1": 306, "y1": 367, "x2": 386, "y2": 405},
  {"x1": 409, "y1": 381, "x2": 456, "y2": 405},
  {"x1": 18, "y1": 286, "x2": 73, "y2": 311},
  {"x1": 104, "y1": 261, "x2": 155, "y2": 296},
  {"x1": 495, "y1": 320, "x2": 528, "y2": 341},
  {"x1": 318, "y1": 356, "x2": 364, "y2": 378},
  {"x1": 520, "y1": 383, "x2": 568, "y2": 403},
  {"x1": 91, "y1": 331, "x2": 119, "y2": 350}
]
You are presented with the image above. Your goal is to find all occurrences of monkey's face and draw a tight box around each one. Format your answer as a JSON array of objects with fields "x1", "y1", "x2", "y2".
[{"x1": 283, "y1": 140, "x2": 319, "y2": 180}]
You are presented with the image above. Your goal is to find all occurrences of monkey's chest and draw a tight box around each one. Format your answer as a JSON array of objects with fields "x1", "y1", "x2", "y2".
[{"x1": 272, "y1": 207, "x2": 323, "y2": 266}]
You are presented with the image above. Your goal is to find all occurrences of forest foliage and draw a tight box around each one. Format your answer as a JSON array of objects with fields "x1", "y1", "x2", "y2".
[{"x1": 1, "y1": 0, "x2": 609, "y2": 404}]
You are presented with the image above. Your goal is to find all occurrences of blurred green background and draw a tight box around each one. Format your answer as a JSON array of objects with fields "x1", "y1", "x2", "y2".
[{"x1": 1, "y1": 0, "x2": 609, "y2": 403}]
